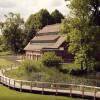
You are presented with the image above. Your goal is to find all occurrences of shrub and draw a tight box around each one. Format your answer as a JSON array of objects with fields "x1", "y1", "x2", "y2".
[
  {"x1": 41, "y1": 52, "x2": 62, "y2": 67},
  {"x1": 70, "y1": 69, "x2": 87, "y2": 75},
  {"x1": 93, "y1": 61, "x2": 100, "y2": 72},
  {"x1": 19, "y1": 60, "x2": 42, "y2": 74}
]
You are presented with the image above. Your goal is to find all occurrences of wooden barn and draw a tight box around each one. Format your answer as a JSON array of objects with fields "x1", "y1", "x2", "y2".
[{"x1": 24, "y1": 24, "x2": 73, "y2": 62}]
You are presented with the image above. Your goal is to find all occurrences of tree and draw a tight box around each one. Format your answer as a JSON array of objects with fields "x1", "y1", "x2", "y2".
[
  {"x1": 0, "y1": 12, "x2": 25, "y2": 53},
  {"x1": 0, "y1": 35, "x2": 7, "y2": 51},
  {"x1": 38, "y1": 9, "x2": 52, "y2": 27},
  {"x1": 51, "y1": 9, "x2": 64, "y2": 24},
  {"x1": 24, "y1": 15, "x2": 36, "y2": 45},
  {"x1": 25, "y1": 9, "x2": 64, "y2": 46},
  {"x1": 89, "y1": 0, "x2": 100, "y2": 26},
  {"x1": 62, "y1": 0, "x2": 100, "y2": 71},
  {"x1": 25, "y1": 9, "x2": 52, "y2": 45}
]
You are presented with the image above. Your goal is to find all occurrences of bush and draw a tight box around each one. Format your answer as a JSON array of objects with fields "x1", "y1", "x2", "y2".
[
  {"x1": 19, "y1": 60, "x2": 42, "y2": 74},
  {"x1": 93, "y1": 62, "x2": 100, "y2": 72},
  {"x1": 70, "y1": 69, "x2": 87, "y2": 75},
  {"x1": 41, "y1": 52, "x2": 62, "y2": 67}
]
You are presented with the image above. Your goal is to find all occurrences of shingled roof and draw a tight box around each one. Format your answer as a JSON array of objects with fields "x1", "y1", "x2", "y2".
[
  {"x1": 38, "y1": 23, "x2": 61, "y2": 34},
  {"x1": 31, "y1": 35, "x2": 60, "y2": 41},
  {"x1": 24, "y1": 35, "x2": 66, "y2": 51},
  {"x1": 24, "y1": 24, "x2": 66, "y2": 51}
]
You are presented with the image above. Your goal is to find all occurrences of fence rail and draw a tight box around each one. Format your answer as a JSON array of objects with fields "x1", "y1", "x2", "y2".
[{"x1": 0, "y1": 65, "x2": 100, "y2": 100}]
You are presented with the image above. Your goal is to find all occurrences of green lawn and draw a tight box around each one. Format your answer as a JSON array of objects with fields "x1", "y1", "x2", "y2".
[{"x1": 0, "y1": 85, "x2": 86, "y2": 100}]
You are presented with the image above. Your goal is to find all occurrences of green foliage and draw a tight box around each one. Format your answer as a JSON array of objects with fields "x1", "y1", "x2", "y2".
[
  {"x1": 24, "y1": 9, "x2": 52, "y2": 45},
  {"x1": 41, "y1": 52, "x2": 62, "y2": 67},
  {"x1": 0, "y1": 58, "x2": 14, "y2": 68},
  {"x1": 62, "y1": 0, "x2": 100, "y2": 71},
  {"x1": 25, "y1": 9, "x2": 64, "y2": 45},
  {"x1": 51, "y1": 9, "x2": 64, "y2": 24},
  {"x1": 68, "y1": 0, "x2": 100, "y2": 26},
  {"x1": 60, "y1": 19, "x2": 70, "y2": 34},
  {"x1": 38, "y1": 9, "x2": 53, "y2": 27},
  {"x1": 93, "y1": 61, "x2": 100, "y2": 71},
  {"x1": 19, "y1": 60, "x2": 42, "y2": 74},
  {"x1": 0, "y1": 12, "x2": 25, "y2": 53},
  {"x1": 0, "y1": 34, "x2": 12, "y2": 52},
  {"x1": 0, "y1": 36, "x2": 5, "y2": 51}
]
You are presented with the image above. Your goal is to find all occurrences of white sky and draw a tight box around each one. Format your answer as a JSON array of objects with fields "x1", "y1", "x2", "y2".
[{"x1": 0, "y1": 0, "x2": 69, "y2": 21}]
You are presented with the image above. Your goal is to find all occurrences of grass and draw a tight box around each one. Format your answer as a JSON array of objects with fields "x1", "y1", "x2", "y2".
[
  {"x1": 0, "y1": 85, "x2": 86, "y2": 100},
  {"x1": 5, "y1": 63, "x2": 98, "y2": 86},
  {"x1": 4, "y1": 61, "x2": 84, "y2": 83},
  {"x1": 5, "y1": 67, "x2": 82, "y2": 84},
  {"x1": 0, "y1": 58, "x2": 14, "y2": 68},
  {"x1": 0, "y1": 58, "x2": 78, "y2": 82},
  {"x1": 0, "y1": 51, "x2": 13, "y2": 56},
  {"x1": 5, "y1": 69, "x2": 28, "y2": 80}
]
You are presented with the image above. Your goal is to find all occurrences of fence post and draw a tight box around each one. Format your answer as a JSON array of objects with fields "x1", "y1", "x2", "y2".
[
  {"x1": 82, "y1": 86, "x2": 84, "y2": 97},
  {"x1": 5, "y1": 77, "x2": 7, "y2": 84},
  {"x1": 0, "y1": 76, "x2": 2, "y2": 83},
  {"x1": 51, "y1": 83, "x2": 53, "y2": 89},
  {"x1": 56, "y1": 84, "x2": 58, "y2": 95},
  {"x1": 6, "y1": 78, "x2": 9, "y2": 86},
  {"x1": 4, "y1": 77, "x2": 5, "y2": 84},
  {"x1": 13, "y1": 80, "x2": 15, "y2": 88},
  {"x1": 0, "y1": 76, "x2": 1, "y2": 83},
  {"x1": 2, "y1": 76, "x2": 4, "y2": 83},
  {"x1": 30, "y1": 82, "x2": 32, "y2": 92},
  {"x1": 70, "y1": 85, "x2": 72, "y2": 97},
  {"x1": 94, "y1": 87, "x2": 97, "y2": 100},
  {"x1": 1, "y1": 76, "x2": 3, "y2": 83},
  {"x1": 42, "y1": 83, "x2": 44, "y2": 94},
  {"x1": 20, "y1": 81, "x2": 22, "y2": 92},
  {"x1": 9, "y1": 78, "x2": 10, "y2": 86}
]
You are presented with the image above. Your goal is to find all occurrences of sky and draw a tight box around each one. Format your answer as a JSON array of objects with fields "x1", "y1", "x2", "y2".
[{"x1": 0, "y1": 0, "x2": 69, "y2": 21}]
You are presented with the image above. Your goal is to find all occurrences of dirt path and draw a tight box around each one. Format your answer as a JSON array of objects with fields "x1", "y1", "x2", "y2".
[{"x1": 0, "y1": 55, "x2": 20, "y2": 64}]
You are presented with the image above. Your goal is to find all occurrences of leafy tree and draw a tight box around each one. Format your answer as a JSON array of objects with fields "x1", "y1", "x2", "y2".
[
  {"x1": 51, "y1": 9, "x2": 64, "y2": 24},
  {"x1": 25, "y1": 9, "x2": 64, "y2": 45},
  {"x1": 24, "y1": 16, "x2": 36, "y2": 45},
  {"x1": 38, "y1": 9, "x2": 52, "y2": 27},
  {"x1": 62, "y1": 0, "x2": 100, "y2": 71},
  {"x1": 0, "y1": 12, "x2": 25, "y2": 53},
  {"x1": 0, "y1": 35, "x2": 7, "y2": 51},
  {"x1": 25, "y1": 9, "x2": 52, "y2": 45},
  {"x1": 89, "y1": 0, "x2": 100, "y2": 26}
]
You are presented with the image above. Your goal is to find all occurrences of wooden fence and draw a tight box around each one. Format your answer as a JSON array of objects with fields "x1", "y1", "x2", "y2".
[{"x1": 0, "y1": 65, "x2": 100, "y2": 100}]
